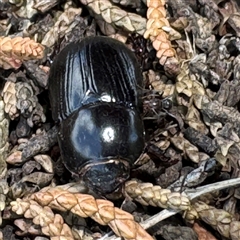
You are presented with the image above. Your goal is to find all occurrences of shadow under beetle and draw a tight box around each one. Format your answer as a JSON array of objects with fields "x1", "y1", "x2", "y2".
[{"x1": 48, "y1": 36, "x2": 145, "y2": 194}]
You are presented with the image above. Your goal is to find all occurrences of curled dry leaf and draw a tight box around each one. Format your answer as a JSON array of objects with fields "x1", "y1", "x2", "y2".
[
  {"x1": 185, "y1": 103, "x2": 209, "y2": 134},
  {"x1": 57, "y1": 15, "x2": 97, "y2": 51},
  {"x1": 6, "y1": 150, "x2": 23, "y2": 165},
  {"x1": 22, "y1": 160, "x2": 41, "y2": 175},
  {"x1": 33, "y1": 155, "x2": 54, "y2": 174},
  {"x1": 26, "y1": 103, "x2": 46, "y2": 128},
  {"x1": 23, "y1": 14, "x2": 54, "y2": 43},
  {"x1": 94, "y1": 14, "x2": 118, "y2": 36},
  {"x1": 218, "y1": 0, "x2": 240, "y2": 37},
  {"x1": 215, "y1": 123, "x2": 239, "y2": 156},
  {"x1": 20, "y1": 172, "x2": 53, "y2": 187}
]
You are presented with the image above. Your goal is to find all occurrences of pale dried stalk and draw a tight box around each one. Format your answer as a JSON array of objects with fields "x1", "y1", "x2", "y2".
[
  {"x1": 139, "y1": 177, "x2": 240, "y2": 237},
  {"x1": 125, "y1": 180, "x2": 191, "y2": 211},
  {"x1": 11, "y1": 199, "x2": 74, "y2": 239},
  {"x1": 80, "y1": 0, "x2": 147, "y2": 35},
  {"x1": 0, "y1": 97, "x2": 9, "y2": 225},
  {"x1": 0, "y1": 37, "x2": 45, "y2": 69},
  {"x1": 144, "y1": 0, "x2": 178, "y2": 66},
  {"x1": 11, "y1": 187, "x2": 153, "y2": 240}
]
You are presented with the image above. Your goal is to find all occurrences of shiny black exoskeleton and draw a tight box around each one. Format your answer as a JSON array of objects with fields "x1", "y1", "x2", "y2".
[{"x1": 48, "y1": 36, "x2": 145, "y2": 194}]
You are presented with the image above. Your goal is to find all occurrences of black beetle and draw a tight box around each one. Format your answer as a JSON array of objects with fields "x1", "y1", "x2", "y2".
[{"x1": 48, "y1": 36, "x2": 145, "y2": 194}]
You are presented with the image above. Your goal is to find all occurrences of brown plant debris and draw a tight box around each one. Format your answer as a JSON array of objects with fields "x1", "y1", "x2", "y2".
[
  {"x1": 33, "y1": 0, "x2": 60, "y2": 13},
  {"x1": 110, "y1": 0, "x2": 143, "y2": 11},
  {"x1": 0, "y1": 96, "x2": 9, "y2": 225},
  {"x1": 11, "y1": 187, "x2": 154, "y2": 240},
  {"x1": 41, "y1": 5, "x2": 83, "y2": 48},
  {"x1": 139, "y1": 178, "x2": 240, "y2": 232},
  {"x1": 170, "y1": 133, "x2": 209, "y2": 163},
  {"x1": 169, "y1": 158, "x2": 220, "y2": 192},
  {"x1": 193, "y1": 201, "x2": 240, "y2": 240},
  {"x1": 11, "y1": 199, "x2": 74, "y2": 239},
  {"x1": 146, "y1": 69, "x2": 175, "y2": 98},
  {"x1": 2, "y1": 81, "x2": 18, "y2": 120},
  {"x1": 144, "y1": 0, "x2": 180, "y2": 75},
  {"x1": 80, "y1": 0, "x2": 147, "y2": 35},
  {"x1": 193, "y1": 222, "x2": 217, "y2": 240},
  {"x1": 21, "y1": 126, "x2": 58, "y2": 160},
  {"x1": 124, "y1": 180, "x2": 190, "y2": 211},
  {"x1": 9, "y1": 172, "x2": 54, "y2": 199},
  {"x1": 3, "y1": 0, "x2": 240, "y2": 239},
  {"x1": 0, "y1": 37, "x2": 45, "y2": 69},
  {"x1": 14, "y1": 218, "x2": 42, "y2": 237},
  {"x1": 158, "y1": 225, "x2": 198, "y2": 240}
]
